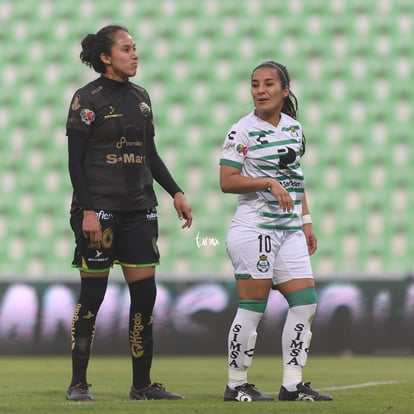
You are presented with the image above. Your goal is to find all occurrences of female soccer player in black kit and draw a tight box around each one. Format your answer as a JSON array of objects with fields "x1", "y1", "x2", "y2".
[{"x1": 65, "y1": 25, "x2": 192, "y2": 402}]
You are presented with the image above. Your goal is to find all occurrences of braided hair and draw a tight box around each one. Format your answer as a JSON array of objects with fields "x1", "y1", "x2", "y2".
[{"x1": 252, "y1": 61, "x2": 306, "y2": 155}]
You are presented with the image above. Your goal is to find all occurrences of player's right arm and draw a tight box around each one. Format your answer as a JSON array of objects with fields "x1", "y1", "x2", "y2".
[
  {"x1": 220, "y1": 165, "x2": 294, "y2": 212},
  {"x1": 67, "y1": 90, "x2": 102, "y2": 244}
]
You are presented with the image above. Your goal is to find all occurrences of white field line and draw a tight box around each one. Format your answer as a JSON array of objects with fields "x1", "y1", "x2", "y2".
[{"x1": 321, "y1": 381, "x2": 399, "y2": 391}]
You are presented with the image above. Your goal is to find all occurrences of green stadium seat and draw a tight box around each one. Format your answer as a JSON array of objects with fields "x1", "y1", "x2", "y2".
[{"x1": 0, "y1": 0, "x2": 413, "y2": 278}]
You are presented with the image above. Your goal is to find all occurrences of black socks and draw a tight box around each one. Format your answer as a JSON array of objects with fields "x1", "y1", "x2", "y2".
[
  {"x1": 70, "y1": 277, "x2": 108, "y2": 386},
  {"x1": 128, "y1": 277, "x2": 157, "y2": 390},
  {"x1": 69, "y1": 276, "x2": 157, "y2": 390}
]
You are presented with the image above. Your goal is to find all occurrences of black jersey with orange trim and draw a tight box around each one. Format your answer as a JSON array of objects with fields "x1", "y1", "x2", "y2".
[{"x1": 66, "y1": 76, "x2": 158, "y2": 211}]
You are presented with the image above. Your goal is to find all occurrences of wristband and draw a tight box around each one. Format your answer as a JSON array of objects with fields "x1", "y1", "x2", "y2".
[{"x1": 302, "y1": 214, "x2": 312, "y2": 224}]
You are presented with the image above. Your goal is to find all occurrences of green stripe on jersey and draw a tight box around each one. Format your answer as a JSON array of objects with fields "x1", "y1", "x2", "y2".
[
  {"x1": 259, "y1": 212, "x2": 300, "y2": 219},
  {"x1": 276, "y1": 173, "x2": 304, "y2": 181},
  {"x1": 254, "y1": 168, "x2": 305, "y2": 182},
  {"x1": 248, "y1": 130, "x2": 274, "y2": 137},
  {"x1": 284, "y1": 187, "x2": 304, "y2": 194},
  {"x1": 281, "y1": 124, "x2": 300, "y2": 132},
  {"x1": 255, "y1": 150, "x2": 301, "y2": 162},
  {"x1": 219, "y1": 158, "x2": 242, "y2": 169},
  {"x1": 258, "y1": 224, "x2": 303, "y2": 230},
  {"x1": 255, "y1": 165, "x2": 278, "y2": 171},
  {"x1": 250, "y1": 139, "x2": 300, "y2": 152},
  {"x1": 264, "y1": 199, "x2": 303, "y2": 205}
]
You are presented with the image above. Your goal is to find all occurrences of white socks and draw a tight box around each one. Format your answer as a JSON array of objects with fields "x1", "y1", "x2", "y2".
[
  {"x1": 282, "y1": 303, "x2": 317, "y2": 391},
  {"x1": 227, "y1": 308, "x2": 263, "y2": 389}
]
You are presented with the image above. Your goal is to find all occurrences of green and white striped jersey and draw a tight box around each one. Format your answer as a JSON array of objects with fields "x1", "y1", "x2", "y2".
[{"x1": 220, "y1": 111, "x2": 305, "y2": 230}]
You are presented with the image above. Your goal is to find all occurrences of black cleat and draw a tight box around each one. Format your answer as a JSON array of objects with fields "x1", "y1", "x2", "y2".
[
  {"x1": 224, "y1": 383, "x2": 274, "y2": 402},
  {"x1": 66, "y1": 383, "x2": 94, "y2": 401},
  {"x1": 129, "y1": 382, "x2": 183, "y2": 400},
  {"x1": 279, "y1": 382, "x2": 333, "y2": 401}
]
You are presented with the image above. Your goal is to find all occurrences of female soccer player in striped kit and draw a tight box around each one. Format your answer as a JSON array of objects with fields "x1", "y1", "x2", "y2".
[{"x1": 220, "y1": 61, "x2": 332, "y2": 402}]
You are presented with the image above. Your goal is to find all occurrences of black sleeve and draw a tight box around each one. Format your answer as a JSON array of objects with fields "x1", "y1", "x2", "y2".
[
  {"x1": 68, "y1": 131, "x2": 94, "y2": 210},
  {"x1": 148, "y1": 137, "x2": 183, "y2": 197}
]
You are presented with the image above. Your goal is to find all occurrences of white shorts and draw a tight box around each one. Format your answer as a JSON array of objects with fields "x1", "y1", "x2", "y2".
[{"x1": 225, "y1": 224, "x2": 313, "y2": 284}]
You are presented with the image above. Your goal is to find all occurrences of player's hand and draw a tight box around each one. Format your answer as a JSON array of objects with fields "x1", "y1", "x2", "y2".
[
  {"x1": 173, "y1": 192, "x2": 193, "y2": 229},
  {"x1": 82, "y1": 210, "x2": 102, "y2": 247},
  {"x1": 269, "y1": 181, "x2": 294, "y2": 212},
  {"x1": 303, "y1": 224, "x2": 317, "y2": 255}
]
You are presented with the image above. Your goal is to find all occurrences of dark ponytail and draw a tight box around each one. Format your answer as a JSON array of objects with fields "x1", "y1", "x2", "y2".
[{"x1": 80, "y1": 25, "x2": 128, "y2": 74}]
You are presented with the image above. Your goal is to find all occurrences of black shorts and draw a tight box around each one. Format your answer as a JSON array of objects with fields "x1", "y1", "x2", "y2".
[{"x1": 70, "y1": 207, "x2": 159, "y2": 273}]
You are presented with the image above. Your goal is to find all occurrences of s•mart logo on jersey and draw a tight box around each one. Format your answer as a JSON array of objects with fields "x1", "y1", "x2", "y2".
[{"x1": 106, "y1": 154, "x2": 146, "y2": 164}]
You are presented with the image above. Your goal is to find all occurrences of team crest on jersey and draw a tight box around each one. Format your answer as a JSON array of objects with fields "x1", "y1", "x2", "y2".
[
  {"x1": 282, "y1": 125, "x2": 300, "y2": 140},
  {"x1": 139, "y1": 102, "x2": 151, "y2": 117},
  {"x1": 257, "y1": 254, "x2": 270, "y2": 273},
  {"x1": 236, "y1": 144, "x2": 248, "y2": 157},
  {"x1": 80, "y1": 108, "x2": 95, "y2": 125}
]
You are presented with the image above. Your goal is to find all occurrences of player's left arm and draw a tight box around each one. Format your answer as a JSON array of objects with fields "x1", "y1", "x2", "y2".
[{"x1": 302, "y1": 192, "x2": 317, "y2": 255}]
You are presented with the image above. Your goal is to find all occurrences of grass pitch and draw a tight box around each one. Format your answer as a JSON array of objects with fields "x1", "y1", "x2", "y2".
[{"x1": 0, "y1": 355, "x2": 412, "y2": 414}]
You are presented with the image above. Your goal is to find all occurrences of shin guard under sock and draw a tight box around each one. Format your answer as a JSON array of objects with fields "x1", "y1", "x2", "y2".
[
  {"x1": 282, "y1": 288, "x2": 317, "y2": 391},
  {"x1": 128, "y1": 277, "x2": 157, "y2": 390},
  {"x1": 70, "y1": 277, "x2": 108, "y2": 386},
  {"x1": 227, "y1": 300, "x2": 266, "y2": 389}
]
